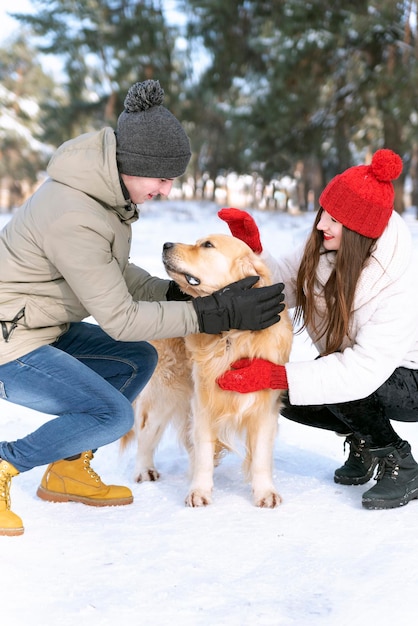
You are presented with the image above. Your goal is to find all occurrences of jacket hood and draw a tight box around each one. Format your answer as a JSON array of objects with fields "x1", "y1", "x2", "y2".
[{"x1": 47, "y1": 128, "x2": 136, "y2": 222}]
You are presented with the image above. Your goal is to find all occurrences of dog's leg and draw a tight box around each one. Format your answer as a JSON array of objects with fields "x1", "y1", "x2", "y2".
[
  {"x1": 246, "y1": 409, "x2": 282, "y2": 508},
  {"x1": 133, "y1": 399, "x2": 169, "y2": 482},
  {"x1": 185, "y1": 406, "x2": 215, "y2": 507}
]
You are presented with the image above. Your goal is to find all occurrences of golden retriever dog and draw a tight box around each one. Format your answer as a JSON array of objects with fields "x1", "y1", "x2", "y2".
[{"x1": 125, "y1": 233, "x2": 293, "y2": 508}]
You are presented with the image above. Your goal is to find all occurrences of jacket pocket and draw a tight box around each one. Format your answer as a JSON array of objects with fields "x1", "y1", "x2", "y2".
[{"x1": 1, "y1": 307, "x2": 25, "y2": 342}]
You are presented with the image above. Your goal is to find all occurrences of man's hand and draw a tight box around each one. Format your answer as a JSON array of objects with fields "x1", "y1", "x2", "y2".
[
  {"x1": 166, "y1": 280, "x2": 191, "y2": 301},
  {"x1": 192, "y1": 277, "x2": 285, "y2": 334}
]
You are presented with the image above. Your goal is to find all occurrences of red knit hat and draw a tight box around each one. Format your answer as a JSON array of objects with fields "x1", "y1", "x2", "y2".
[{"x1": 319, "y1": 149, "x2": 403, "y2": 238}]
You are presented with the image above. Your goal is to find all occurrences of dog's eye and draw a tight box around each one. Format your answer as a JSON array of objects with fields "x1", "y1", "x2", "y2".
[{"x1": 202, "y1": 240, "x2": 214, "y2": 248}]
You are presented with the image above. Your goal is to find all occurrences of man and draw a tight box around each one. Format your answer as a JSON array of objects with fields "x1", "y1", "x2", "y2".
[{"x1": 0, "y1": 79, "x2": 285, "y2": 535}]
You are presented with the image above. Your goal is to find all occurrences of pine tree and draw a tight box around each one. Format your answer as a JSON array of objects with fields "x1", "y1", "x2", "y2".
[
  {"x1": 182, "y1": 0, "x2": 418, "y2": 210},
  {"x1": 0, "y1": 35, "x2": 55, "y2": 208},
  {"x1": 12, "y1": 0, "x2": 185, "y2": 143}
]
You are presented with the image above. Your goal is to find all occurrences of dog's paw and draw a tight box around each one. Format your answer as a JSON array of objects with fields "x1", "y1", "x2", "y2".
[
  {"x1": 254, "y1": 490, "x2": 282, "y2": 508},
  {"x1": 185, "y1": 489, "x2": 213, "y2": 507},
  {"x1": 134, "y1": 468, "x2": 160, "y2": 483}
]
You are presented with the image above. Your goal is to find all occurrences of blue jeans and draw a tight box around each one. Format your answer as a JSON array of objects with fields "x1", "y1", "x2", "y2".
[{"x1": 0, "y1": 322, "x2": 158, "y2": 472}]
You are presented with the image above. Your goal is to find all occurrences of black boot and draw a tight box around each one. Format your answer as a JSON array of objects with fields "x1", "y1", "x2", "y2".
[
  {"x1": 362, "y1": 441, "x2": 418, "y2": 509},
  {"x1": 334, "y1": 435, "x2": 378, "y2": 485}
]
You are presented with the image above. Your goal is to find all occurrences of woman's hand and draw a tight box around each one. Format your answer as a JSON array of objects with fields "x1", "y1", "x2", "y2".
[{"x1": 217, "y1": 358, "x2": 288, "y2": 393}]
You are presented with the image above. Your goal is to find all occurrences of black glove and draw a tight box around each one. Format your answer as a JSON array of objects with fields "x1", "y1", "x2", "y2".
[
  {"x1": 166, "y1": 280, "x2": 192, "y2": 301},
  {"x1": 192, "y1": 276, "x2": 285, "y2": 334}
]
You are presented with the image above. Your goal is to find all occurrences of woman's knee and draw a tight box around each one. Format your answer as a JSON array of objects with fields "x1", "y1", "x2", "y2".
[{"x1": 281, "y1": 397, "x2": 348, "y2": 433}]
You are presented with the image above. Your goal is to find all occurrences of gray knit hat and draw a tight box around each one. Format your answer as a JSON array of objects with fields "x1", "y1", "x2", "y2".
[{"x1": 116, "y1": 80, "x2": 191, "y2": 178}]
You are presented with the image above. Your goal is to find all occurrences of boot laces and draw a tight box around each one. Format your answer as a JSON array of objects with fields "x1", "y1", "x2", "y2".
[
  {"x1": 0, "y1": 467, "x2": 12, "y2": 510},
  {"x1": 82, "y1": 452, "x2": 101, "y2": 483},
  {"x1": 375, "y1": 453, "x2": 399, "y2": 482},
  {"x1": 344, "y1": 436, "x2": 366, "y2": 460}
]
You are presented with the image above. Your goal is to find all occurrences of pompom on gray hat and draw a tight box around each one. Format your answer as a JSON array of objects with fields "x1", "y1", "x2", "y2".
[{"x1": 116, "y1": 79, "x2": 191, "y2": 179}]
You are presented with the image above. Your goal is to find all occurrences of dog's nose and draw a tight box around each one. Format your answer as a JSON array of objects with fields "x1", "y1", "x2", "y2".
[{"x1": 163, "y1": 242, "x2": 174, "y2": 250}]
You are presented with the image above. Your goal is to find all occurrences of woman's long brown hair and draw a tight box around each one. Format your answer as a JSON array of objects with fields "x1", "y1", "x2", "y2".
[{"x1": 293, "y1": 209, "x2": 377, "y2": 355}]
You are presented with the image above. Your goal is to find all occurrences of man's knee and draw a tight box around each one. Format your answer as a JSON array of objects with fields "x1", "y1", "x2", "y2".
[{"x1": 112, "y1": 395, "x2": 135, "y2": 438}]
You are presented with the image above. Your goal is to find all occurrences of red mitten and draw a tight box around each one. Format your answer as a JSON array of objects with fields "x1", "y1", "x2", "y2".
[
  {"x1": 217, "y1": 358, "x2": 288, "y2": 393},
  {"x1": 218, "y1": 208, "x2": 263, "y2": 253}
]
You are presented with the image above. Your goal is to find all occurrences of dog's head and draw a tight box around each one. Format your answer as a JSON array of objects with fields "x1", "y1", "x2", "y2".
[{"x1": 162, "y1": 233, "x2": 272, "y2": 298}]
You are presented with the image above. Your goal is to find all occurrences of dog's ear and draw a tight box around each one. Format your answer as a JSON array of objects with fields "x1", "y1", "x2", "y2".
[{"x1": 235, "y1": 252, "x2": 272, "y2": 287}]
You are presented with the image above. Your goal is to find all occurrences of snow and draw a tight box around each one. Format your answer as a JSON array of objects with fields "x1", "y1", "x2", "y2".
[{"x1": 1, "y1": 200, "x2": 418, "y2": 626}]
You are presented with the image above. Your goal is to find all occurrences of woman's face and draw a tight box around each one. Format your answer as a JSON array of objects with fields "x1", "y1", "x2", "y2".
[{"x1": 317, "y1": 210, "x2": 343, "y2": 251}]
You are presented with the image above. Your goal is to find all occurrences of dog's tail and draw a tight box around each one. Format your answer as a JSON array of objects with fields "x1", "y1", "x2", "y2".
[
  {"x1": 119, "y1": 428, "x2": 135, "y2": 454},
  {"x1": 120, "y1": 397, "x2": 138, "y2": 453}
]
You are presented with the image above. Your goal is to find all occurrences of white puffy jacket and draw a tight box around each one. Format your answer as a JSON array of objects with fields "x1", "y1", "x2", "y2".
[{"x1": 264, "y1": 211, "x2": 418, "y2": 405}]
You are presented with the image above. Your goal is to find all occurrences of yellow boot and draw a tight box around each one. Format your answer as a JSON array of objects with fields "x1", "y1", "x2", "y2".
[
  {"x1": 0, "y1": 459, "x2": 24, "y2": 536},
  {"x1": 36, "y1": 451, "x2": 133, "y2": 507}
]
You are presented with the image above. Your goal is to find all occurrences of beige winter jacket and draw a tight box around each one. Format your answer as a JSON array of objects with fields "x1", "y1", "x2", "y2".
[{"x1": 0, "y1": 128, "x2": 199, "y2": 364}]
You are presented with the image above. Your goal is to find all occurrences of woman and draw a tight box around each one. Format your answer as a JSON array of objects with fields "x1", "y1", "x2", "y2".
[
  {"x1": 0, "y1": 80, "x2": 285, "y2": 536},
  {"x1": 218, "y1": 148, "x2": 418, "y2": 510}
]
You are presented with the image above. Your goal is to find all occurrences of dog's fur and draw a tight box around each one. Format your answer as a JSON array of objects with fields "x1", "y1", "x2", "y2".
[{"x1": 124, "y1": 233, "x2": 293, "y2": 507}]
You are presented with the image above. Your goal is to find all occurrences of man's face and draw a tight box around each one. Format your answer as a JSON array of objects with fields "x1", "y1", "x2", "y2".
[{"x1": 121, "y1": 174, "x2": 174, "y2": 204}]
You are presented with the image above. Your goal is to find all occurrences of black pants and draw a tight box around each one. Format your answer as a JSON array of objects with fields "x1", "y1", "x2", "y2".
[{"x1": 281, "y1": 367, "x2": 418, "y2": 448}]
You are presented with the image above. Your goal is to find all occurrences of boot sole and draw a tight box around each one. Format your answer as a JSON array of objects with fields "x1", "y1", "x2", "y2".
[
  {"x1": 334, "y1": 460, "x2": 379, "y2": 486},
  {"x1": 36, "y1": 485, "x2": 133, "y2": 507},
  {"x1": 0, "y1": 526, "x2": 24, "y2": 536},
  {"x1": 362, "y1": 488, "x2": 418, "y2": 510}
]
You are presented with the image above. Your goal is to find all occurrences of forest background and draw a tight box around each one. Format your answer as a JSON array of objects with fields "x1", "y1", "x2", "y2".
[{"x1": 1, "y1": 0, "x2": 418, "y2": 214}]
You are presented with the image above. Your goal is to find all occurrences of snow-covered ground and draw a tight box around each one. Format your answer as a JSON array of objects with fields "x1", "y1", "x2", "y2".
[{"x1": 1, "y1": 200, "x2": 418, "y2": 626}]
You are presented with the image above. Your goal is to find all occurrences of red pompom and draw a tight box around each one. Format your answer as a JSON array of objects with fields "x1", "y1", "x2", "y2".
[{"x1": 370, "y1": 149, "x2": 403, "y2": 182}]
